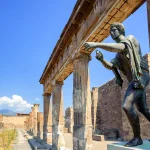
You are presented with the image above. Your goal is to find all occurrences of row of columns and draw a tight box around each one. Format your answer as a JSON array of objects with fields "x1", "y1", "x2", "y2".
[
  {"x1": 42, "y1": 52, "x2": 92, "y2": 150},
  {"x1": 26, "y1": 104, "x2": 39, "y2": 136}
]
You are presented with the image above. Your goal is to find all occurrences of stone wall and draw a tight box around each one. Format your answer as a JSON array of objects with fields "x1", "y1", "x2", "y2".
[
  {"x1": 91, "y1": 79, "x2": 123, "y2": 139},
  {"x1": 0, "y1": 115, "x2": 28, "y2": 128}
]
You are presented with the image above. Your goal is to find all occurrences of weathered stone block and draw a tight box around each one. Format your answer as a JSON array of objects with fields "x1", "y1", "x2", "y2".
[{"x1": 92, "y1": 134, "x2": 105, "y2": 141}]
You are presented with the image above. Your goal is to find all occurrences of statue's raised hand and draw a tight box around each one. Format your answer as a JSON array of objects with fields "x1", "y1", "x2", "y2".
[
  {"x1": 84, "y1": 42, "x2": 97, "y2": 51},
  {"x1": 96, "y1": 50, "x2": 103, "y2": 61}
]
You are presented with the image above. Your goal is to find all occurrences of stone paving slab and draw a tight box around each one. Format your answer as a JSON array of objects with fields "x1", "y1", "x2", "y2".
[
  {"x1": 12, "y1": 129, "x2": 32, "y2": 150},
  {"x1": 24, "y1": 130, "x2": 52, "y2": 150},
  {"x1": 25, "y1": 131, "x2": 117, "y2": 150}
]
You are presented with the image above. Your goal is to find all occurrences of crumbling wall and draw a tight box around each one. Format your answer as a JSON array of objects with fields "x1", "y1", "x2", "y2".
[{"x1": 93, "y1": 79, "x2": 123, "y2": 138}]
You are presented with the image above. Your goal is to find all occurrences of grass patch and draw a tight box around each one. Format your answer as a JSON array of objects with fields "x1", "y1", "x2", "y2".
[{"x1": 0, "y1": 128, "x2": 17, "y2": 150}]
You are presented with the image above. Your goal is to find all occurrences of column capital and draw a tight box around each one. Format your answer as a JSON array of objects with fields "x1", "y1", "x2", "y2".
[
  {"x1": 73, "y1": 52, "x2": 91, "y2": 63},
  {"x1": 33, "y1": 104, "x2": 40, "y2": 107},
  {"x1": 52, "y1": 80, "x2": 64, "y2": 87},
  {"x1": 42, "y1": 93, "x2": 51, "y2": 97}
]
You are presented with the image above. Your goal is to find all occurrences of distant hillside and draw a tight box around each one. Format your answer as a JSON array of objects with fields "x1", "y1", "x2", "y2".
[{"x1": 0, "y1": 109, "x2": 16, "y2": 116}]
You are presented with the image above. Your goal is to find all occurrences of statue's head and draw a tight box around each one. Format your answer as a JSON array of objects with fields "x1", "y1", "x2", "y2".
[{"x1": 110, "y1": 22, "x2": 125, "y2": 40}]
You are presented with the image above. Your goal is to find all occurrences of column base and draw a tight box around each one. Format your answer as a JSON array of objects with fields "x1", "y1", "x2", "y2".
[
  {"x1": 51, "y1": 146, "x2": 66, "y2": 150},
  {"x1": 73, "y1": 125, "x2": 92, "y2": 150},
  {"x1": 52, "y1": 125, "x2": 65, "y2": 150},
  {"x1": 43, "y1": 132, "x2": 52, "y2": 144}
]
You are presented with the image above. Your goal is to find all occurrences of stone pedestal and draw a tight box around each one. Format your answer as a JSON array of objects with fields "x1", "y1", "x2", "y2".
[
  {"x1": 108, "y1": 140, "x2": 150, "y2": 150},
  {"x1": 52, "y1": 81, "x2": 65, "y2": 150},
  {"x1": 73, "y1": 53, "x2": 92, "y2": 150},
  {"x1": 43, "y1": 93, "x2": 52, "y2": 144}
]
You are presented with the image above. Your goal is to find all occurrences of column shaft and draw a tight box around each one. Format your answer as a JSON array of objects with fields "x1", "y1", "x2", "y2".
[
  {"x1": 31, "y1": 107, "x2": 34, "y2": 134},
  {"x1": 73, "y1": 53, "x2": 92, "y2": 150},
  {"x1": 33, "y1": 104, "x2": 39, "y2": 136},
  {"x1": 37, "y1": 112, "x2": 44, "y2": 141},
  {"x1": 43, "y1": 93, "x2": 52, "y2": 143},
  {"x1": 52, "y1": 81, "x2": 65, "y2": 150}
]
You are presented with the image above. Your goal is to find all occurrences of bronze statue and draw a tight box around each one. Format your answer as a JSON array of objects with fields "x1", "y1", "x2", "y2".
[{"x1": 84, "y1": 22, "x2": 150, "y2": 147}]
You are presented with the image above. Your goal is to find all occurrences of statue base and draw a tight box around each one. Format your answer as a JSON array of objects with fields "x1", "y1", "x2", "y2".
[{"x1": 107, "y1": 140, "x2": 150, "y2": 150}]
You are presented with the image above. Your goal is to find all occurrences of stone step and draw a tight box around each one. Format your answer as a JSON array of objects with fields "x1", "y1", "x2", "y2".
[{"x1": 92, "y1": 134, "x2": 105, "y2": 141}]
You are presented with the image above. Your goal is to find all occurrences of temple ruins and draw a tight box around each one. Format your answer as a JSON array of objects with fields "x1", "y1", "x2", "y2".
[{"x1": 39, "y1": 0, "x2": 150, "y2": 149}]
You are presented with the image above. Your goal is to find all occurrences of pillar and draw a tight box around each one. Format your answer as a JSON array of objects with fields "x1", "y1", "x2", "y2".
[
  {"x1": 37, "y1": 112, "x2": 44, "y2": 141},
  {"x1": 91, "y1": 87, "x2": 98, "y2": 132},
  {"x1": 65, "y1": 107, "x2": 74, "y2": 133},
  {"x1": 33, "y1": 104, "x2": 39, "y2": 136},
  {"x1": 52, "y1": 81, "x2": 65, "y2": 150},
  {"x1": 73, "y1": 52, "x2": 92, "y2": 150},
  {"x1": 147, "y1": 0, "x2": 150, "y2": 48},
  {"x1": 31, "y1": 107, "x2": 34, "y2": 134},
  {"x1": 43, "y1": 93, "x2": 52, "y2": 143}
]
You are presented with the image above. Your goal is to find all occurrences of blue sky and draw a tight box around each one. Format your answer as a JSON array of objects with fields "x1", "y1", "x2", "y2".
[{"x1": 0, "y1": 1, "x2": 149, "y2": 113}]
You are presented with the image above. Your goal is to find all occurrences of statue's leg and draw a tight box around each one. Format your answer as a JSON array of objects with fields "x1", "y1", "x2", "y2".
[
  {"x1": 122, "y1": 82, "x2": 143, "y2": 147},
  {"x1": 136, "y1": 89, "x2": 150, "y2": 121}
]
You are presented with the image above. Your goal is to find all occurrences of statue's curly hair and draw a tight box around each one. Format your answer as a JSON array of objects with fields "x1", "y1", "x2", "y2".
[{"x1": 110, "y1": 22, "x2": 125, "y2": 36}]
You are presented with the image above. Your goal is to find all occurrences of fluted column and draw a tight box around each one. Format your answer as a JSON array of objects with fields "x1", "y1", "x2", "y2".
[
  {"x1": 52, "y1": 81, "x2": 65, "y2": 150},
  {"x1": 147, "y1": 0, "x2": 150, "y2": 48},
  {"x1": 73, "y1": 52, "x2": 92, "y2": 150},
  {"x1": 43, "y1": 93, "x2": 52, "y2": 144}
]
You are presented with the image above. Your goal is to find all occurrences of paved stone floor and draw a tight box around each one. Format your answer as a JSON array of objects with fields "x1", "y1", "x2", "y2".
[
  {"x1": 12, "y1": 129, "x2": 116, "y2": 150},
  {"x1": 64, "y1": 133, "x2": 116, "y2": 150},
  {"x1": 12, "y1": 129, "x2": 32, "y2": 150}
]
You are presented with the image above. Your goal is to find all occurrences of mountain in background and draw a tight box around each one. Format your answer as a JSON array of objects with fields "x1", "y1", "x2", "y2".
[{"x1": 0, "y1": 109, "x2": 16, "y2": 116}]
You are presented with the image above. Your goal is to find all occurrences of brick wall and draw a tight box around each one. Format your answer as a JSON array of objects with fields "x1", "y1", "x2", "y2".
[{"x1": 92, "y1": 79, "x2": 123, "y2": 137}]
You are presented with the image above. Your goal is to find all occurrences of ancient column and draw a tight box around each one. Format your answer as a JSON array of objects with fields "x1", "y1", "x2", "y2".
[
  {"x1": 33, "y1": 104, "x2": 39, "y2": 137},
  {"x1": 37, "y1": 112, "x2": 44, "y2": 141},
  {"x1": 91, "y1": 87, "x2": 98, "y2": 132},
  {"x1": 43, "y1": 93, "x2": 52, "y2": 144},
  {"x1": 147, "y1": 0, "x2": 150, "y2": 47},
  {"x1": 73, "y1": 52, "x2": 92, "y2": 150},
  {"x1": 31, "y1": 107, "x2": 34, "y2": 134},
  {"x1": 65, "y1": 107, "x2": 74, "y2": 133},
  {"x1": 52, "y1": 81, "x2": 65, "y2": 150}
]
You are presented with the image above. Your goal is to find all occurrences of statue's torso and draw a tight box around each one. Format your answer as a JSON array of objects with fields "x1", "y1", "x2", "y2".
[{"x1": 114, "y1": 35, "x2": 148, "y2": 83}]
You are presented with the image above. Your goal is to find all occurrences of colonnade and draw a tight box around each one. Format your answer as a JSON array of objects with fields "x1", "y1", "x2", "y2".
[{"x1": 42, "y1": 52, "x2": 93, "y2": 150}]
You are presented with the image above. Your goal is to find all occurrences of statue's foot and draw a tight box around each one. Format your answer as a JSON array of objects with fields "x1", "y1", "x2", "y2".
[{"x1": 124, "y1": 137, "x2": 143, "y2": 147}]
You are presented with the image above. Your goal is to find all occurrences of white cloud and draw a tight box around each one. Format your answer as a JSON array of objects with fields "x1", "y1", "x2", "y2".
[
  {"x1": 0, "y1": 95, "x2": 33, "y2": 113},
  {"x1": 35, "y1": 98, "x2": 40, "y2": 101}
]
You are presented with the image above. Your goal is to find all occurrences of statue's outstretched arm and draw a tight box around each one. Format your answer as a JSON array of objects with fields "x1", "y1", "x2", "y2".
[
  {"x1": 84, "y1": 42, "x2": 125, "y2": 52},
  {"x1": 96, "y1": 50, "x2": 113, "y2": 70}
]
